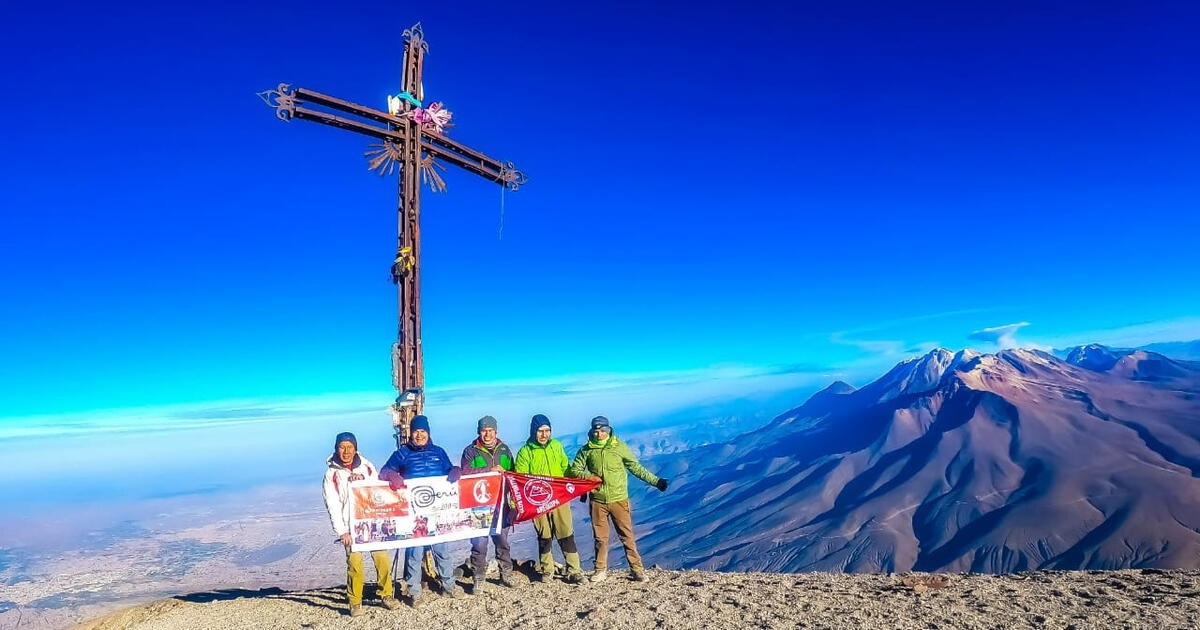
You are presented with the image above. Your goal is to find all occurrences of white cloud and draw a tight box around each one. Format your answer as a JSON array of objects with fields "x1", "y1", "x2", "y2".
[
  {"x1": 0, "y1": 364, "x2": 839, "y2": 443},
  {"x1": 967, "y1": 322, "x2": 1037, "y2": 349},
  {"x1": 421, "y1": 364, "x2": 840, "y2": 437},
  {"x1": 829, "y1": 332, "x2": 942, "y2": 361},
  {"x1": 827, "y1": 308, "x2": 998, "y2": 361},
  {"x1": 0, "y1": 364, "x2": 845, "y2": 496}
]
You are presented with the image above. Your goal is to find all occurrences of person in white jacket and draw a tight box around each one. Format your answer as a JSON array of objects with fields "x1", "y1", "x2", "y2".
[{"x1": 323, "y1": 431, "x2": 400, "y2": 617}]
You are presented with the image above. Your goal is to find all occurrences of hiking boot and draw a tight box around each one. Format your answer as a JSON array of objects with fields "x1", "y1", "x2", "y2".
[
  {"x1": 444, "y1": 585, "x2": 464, "y2": 599},
  {"x1": 532, "y1": 572, "x2": 547, "y2": 583},
  {"x1": 472, "y1": 579, "x2": 487, "y2": 595},
  {"x1": 565, "y1": 571, "x2": 585, "y2": 585},
  {"x1": 589, "y1": 570, "x2": 607, "y2": 583},
  {"x1": 348, "y1": 604, "x2": 364, "y2": 617},
  {"x1": 630, "y1": 569, "x2": 649, "y2": 582},
  {"x1": 380, "y1": 596, "x2": 401, "y2": 610},
  {"x1": 409, "y1": 594, "x2": 423, "y2": 608},
  {"x1": 499, "y1": 573, "x2": 516, "y2": 588}
]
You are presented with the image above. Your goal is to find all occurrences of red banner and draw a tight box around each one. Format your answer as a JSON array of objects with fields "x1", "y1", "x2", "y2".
[{"x1": 505, "y1": 472, "x2": 601, "y2": 524}]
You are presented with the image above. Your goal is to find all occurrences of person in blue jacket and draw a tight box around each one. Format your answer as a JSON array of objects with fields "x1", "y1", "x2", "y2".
[{"x1": 380, "y1": 414, "x2": 463, "y2": 606}]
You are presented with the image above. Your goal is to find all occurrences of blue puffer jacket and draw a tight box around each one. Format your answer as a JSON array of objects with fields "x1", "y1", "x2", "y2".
[{"x1": 380, "y1": 441, "x2": 455, "y2": 481}]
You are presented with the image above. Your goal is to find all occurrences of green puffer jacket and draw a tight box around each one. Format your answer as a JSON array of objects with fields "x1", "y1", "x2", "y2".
[
  {"x1": 568, "y1": 433, "x2": 659, "y2": 504},
  {"x1": 515, "y1": 438, "x2": 570, "y2": 476}
]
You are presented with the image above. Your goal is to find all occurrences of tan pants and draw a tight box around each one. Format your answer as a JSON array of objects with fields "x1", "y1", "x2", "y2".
[
  {"x1": 346, "y1": 549, "x2": 394, "y2": 605},
  {"x1": 590, "y1": 498, "x2": 642, "y2": 572}
]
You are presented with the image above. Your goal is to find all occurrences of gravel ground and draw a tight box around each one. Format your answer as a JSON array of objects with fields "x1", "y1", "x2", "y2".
[{"x1": 71, "y1": 567, "x2": 1200, "y2": 630}]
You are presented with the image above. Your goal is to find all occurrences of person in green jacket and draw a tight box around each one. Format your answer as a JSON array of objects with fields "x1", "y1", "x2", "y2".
[
  {"x1": 568, "y1": 415, "x2": 669, "y2": 583},
  {"x1": 460, "y1": 415, "x2": 515, "y2": 593},
  {"x1": 514, "y1": 413, "x2": 585, "y2": 584}
]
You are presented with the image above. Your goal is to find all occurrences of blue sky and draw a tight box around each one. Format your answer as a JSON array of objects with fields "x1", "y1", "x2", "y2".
[{"x1": 2, "y1": 0, "x2": 1198, "y2": 421}]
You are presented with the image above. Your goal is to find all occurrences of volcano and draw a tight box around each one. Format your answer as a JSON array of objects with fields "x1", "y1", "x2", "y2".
[{"x1": 634, "y1": 346, "x2": 1200, "y2": 573}]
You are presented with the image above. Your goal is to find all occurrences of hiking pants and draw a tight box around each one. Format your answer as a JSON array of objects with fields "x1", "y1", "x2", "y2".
[
  {"x1": 345, "y1": 549, "x2": 393, "y2": 605},
  {"x1": 533, "y1": 503, "x2": 581, "y2": 574},
  {"x1": 470, "y1": 529, "x2": 513, "y2": 579},
  {"x1": 590, "y1": 498, "x2": 643, "y2": 572}
]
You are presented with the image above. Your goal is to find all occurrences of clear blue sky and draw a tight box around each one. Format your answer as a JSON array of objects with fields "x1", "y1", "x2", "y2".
[{"x1": 2, "y1": 0, "x2": 1198, "y2": 419}]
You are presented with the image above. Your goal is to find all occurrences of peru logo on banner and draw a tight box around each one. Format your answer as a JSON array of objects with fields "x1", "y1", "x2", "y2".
[{"x1": 505, "y1": 472, "x2": 601, "y2": 524}]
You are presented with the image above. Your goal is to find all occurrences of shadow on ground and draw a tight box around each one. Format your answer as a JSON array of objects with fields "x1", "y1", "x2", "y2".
[{"x1": 176, "y1": 588, "x2": 285, "y2": 604}]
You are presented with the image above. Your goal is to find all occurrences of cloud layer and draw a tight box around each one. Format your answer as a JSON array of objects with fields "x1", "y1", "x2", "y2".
[{"x1": 968, "y1": 322, "x2": 1033, "y2": 349}]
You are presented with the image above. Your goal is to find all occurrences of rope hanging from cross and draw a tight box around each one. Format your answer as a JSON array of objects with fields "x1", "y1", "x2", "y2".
[{"x1": 258, "y1": 22, "x2": 527, "y2": 448}]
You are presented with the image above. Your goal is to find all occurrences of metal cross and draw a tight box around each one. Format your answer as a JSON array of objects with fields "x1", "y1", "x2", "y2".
[{"x1": 259, "y1": 23, "x2": 526, "y2": 447}]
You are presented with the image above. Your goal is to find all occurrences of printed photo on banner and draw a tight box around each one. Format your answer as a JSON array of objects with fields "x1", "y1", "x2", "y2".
[{"x1": 350, "y1": 472, "x2": 505, "y2": 552}]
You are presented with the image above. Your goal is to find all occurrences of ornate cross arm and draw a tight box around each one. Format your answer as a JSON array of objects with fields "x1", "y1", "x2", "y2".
[{"x1": 258, "y1": 83, "x2": 527, "y2": 190}]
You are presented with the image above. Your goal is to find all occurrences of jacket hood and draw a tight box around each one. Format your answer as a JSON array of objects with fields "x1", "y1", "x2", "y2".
[{"x1": 529, "y1": 414, "x2": 551, "y2": 440}]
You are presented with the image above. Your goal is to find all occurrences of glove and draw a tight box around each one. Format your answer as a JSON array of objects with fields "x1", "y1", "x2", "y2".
[
  {"x1": 579, "y1": 493, "x2": 588, "y2": 504},
  {"x1": 386, "y1": 475, "x2": 405, "y2": 491},
  {"x1": 447, "y1": 466, "x2": 462, "y2": 482},
  {"x1": 655, "y1": 478, "x2": 669, "y2": 492}
]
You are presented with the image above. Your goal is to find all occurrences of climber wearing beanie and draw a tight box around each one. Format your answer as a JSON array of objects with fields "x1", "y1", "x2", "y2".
[
  {"x1": 514, "y1": 413, "x2": 585, "y2": 583},
  {"x1": 460, "y1": 415, "x2": 516, "y2": 593},
  {"x1": 322, "y1": 431, "x2": 400, "y2": 616},
  {"x1": 569, "y1": 415, "x2": 670, "y2": 584},
  {"x1": 379, "y1": 415, "x2": 463, "y2": 606}
]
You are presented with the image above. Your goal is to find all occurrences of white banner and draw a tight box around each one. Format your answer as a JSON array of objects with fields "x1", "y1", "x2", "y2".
[{"x1": 349, "y1": 472, "x2": 505, "y2": 552}]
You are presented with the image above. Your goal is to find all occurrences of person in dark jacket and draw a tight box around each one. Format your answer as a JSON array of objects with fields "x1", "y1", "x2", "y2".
[
  {"x1": 380, "y1": 415, "x2": 463, "y2": 606},
  {"x1": 569, "y1": 415, "x2": 669, "y2": 583},
  {"x1": 460, "y1": 414, "x2": 515, "y2": 593}
]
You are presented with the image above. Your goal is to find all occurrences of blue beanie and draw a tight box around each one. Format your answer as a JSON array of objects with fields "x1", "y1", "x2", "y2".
[
  {"x1": 590, "y1": 415, "x2": 610, "y2": 430},
  {"x1": 477, "y1": 415, "x2": 498, "y2": 432},
  {"x1": 530, "y1": 413, "x2": 551, "y2": 438},
  {"x1": 334, "y1": 431, "x2": 357, "y2": 450},
  {"x1": 410, "y1": 415, "x2": 430, "y2": 434}
]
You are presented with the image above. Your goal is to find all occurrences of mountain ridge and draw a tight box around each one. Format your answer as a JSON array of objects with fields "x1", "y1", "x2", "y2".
[{"x1": 632, "y1": 344, "x2": 1200, "y2": 574}]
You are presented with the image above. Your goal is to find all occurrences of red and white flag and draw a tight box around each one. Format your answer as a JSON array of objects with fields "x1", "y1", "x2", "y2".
[
  {"x1": 505, "y1": 472, "x2": 601, "y2": 524},
  {"x1": 458, "y1": 473, "x2": 504, "y2": 510}
]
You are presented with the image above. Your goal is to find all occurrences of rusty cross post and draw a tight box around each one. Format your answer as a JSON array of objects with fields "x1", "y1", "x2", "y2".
[{"x1": 259, "y1": 23, "x2": 526, "y2": 448}]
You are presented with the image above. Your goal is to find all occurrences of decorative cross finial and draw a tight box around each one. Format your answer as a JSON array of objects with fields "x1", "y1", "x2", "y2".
[
  {"x1": 257, "y1": 83, "x2": 295, "y2": 121},
  {"x1": 403, "y1": 23, "x2": 429, "y2": 53}
]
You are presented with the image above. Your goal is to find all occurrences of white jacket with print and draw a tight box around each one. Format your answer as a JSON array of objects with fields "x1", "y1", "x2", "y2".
[{"x1": 322, "y1": 454, "x2": 380, "y2": 537}]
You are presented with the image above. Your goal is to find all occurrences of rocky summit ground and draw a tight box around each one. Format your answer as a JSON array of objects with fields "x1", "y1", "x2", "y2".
[{"x1": 69, "y1": 567, "x2": 1200, "y2": 630}]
